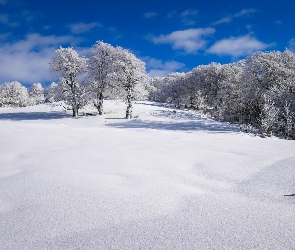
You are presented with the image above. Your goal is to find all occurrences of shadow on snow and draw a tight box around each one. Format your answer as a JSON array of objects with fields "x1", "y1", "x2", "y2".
[
  {"x1": 106, "y1": 118, "x2": 240, "y2": 133},
  {"x1": 0, "y1": 111, "x2": 72, "y2": 121}
]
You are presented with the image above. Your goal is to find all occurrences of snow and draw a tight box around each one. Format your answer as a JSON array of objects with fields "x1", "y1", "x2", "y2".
[{"x1": 0, "y1": 100, "x2": 294, "y2": 249}]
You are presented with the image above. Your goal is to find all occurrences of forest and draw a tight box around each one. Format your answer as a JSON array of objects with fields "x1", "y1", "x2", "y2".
[{"x1": 0, "y1": 41, "x2": 294, "y2": 139}]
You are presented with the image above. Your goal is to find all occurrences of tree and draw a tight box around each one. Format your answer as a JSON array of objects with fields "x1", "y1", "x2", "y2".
[
  {"x1": 258, "y1": 94, "x2": 279, "y2": 137},
  {"x1": 144, "y1": 49, "x2": 295, "y2": 139},
  {"x1": 112, "y1": 47, "x2": 149, "y2": 119},
  {"x1": 49, "y1": 47, "x2": 86, "y2": 117},
  {"x1": 87, "y1": 41, "x2": 117, "y2": 115},
  {"x1": 215, "y1": 61, "x2": 245, "y2": 122},
  {"x1": 0, "y1": 81, "x2": 29, "y2": 107},
  {"x1": 44, "y1": 82, "x2": 64, "y2": 103},
  {"x1": 28, "y1": 83, "x2": 45, "y2": 105},
  {"x1": 240, "y1": 50, "x2": 295, "y2": 136},
  {"x1": 149, "y1": 77, "x2": 164, "y2": 102}
]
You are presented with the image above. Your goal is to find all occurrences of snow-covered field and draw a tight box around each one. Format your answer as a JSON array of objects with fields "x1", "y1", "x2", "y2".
[{"x1": 0, "y1": 100, "x2": 294, "y2": 250}]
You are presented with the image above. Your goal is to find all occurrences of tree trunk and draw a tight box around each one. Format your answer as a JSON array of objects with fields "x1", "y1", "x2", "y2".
[
  {"x1": 72, "y1": 107, "x2": 78, "y2": 117},
  {"x1": 97, "y1": 91, "x2": 104, "y2": 115},
  {"x1": 126, "y1": 89, "x2": 132, "y2": 119},
  {"x1": 71, "y1": 84, "x2": 78, "y2": 117}
]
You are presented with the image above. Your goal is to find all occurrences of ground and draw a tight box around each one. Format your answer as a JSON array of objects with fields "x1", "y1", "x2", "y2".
[{"x1": 0, "y1": 100, "x2": 294, "y2": 249}]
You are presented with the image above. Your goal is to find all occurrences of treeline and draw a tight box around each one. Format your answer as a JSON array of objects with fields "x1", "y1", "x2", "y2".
[
  {"x1": 49, "y1": 42, "x2": 150, "y2": 119},
  {"x1": 0, "y1": 43, "x2": 294, "y2": 139},
  {"x1": 0, "y1": 82, "x2": 45, "y2": 107},
  {"x1": 0, "y1": 41, "x2": 150, "y2": 119},
  {"x1": 149, "y1": 50, "x2": 295, "y2": 139}
]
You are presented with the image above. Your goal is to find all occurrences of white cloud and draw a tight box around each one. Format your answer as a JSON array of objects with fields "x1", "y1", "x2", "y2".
[
  {"x1": 0, "y1": 10, "x2": 40, "y2": 28},
  {"x1": 213, "y1": 17, "x2": 232, "y2": 25},
  {"x1": 207, "y1": 35, "x2": 270, "y2": 57},
  {"x1": 0, "y1": 32, "x2": 11, "y2": 40},
  {"x1": 235, "y1": 9, "x2": 255, "y2": 18},
  {"x1": 181, "y1": 9, "x2": 198, "y2": 17},
  {"x1": 152, "y1": 28, "x2": 215, "y2": 54},
  {"x1": 167, "y1": 10, "x2": 177, "y2": 19},
  {"x1": 0, "y1": 14, "x2": 18, "y2": 27},
  {"x1": 68, "y1": 22, "x2": 102, "y2": 34},
  {"x1": 144, "y1": 12, "x2": 158, "y2": 19},
  {"x1": 21, "y1": 10, "x2": 37, "y2": 23},
  {"x1": 275, "y1": 20, "x2": 282, "y2": 26},
  {"x1": 143, "y1": 56, "x2": 185, "y2": 77},
  {"x1": 213, "y1": 8, "x2": 255, "y2": 25},
  {"x1": 181, "y1": 9, "x2": 198, "y2": 25},
  {"x1": 166, "y1": 9, "x2": 198, "y2": 25},
  {"x1": 0, "y1": 34, "x2": 80, "y2": 84}
]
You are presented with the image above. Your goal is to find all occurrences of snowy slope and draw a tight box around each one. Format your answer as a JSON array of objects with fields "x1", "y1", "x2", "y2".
[{"x1": 0, "y1": 101, "x2": 294, "y2": 250}]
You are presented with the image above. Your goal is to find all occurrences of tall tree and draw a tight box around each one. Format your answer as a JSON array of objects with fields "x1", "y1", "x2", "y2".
[
  {"x1": 112, "y1": 47, "x2": 149, "y2": 119},
  {"x1": 49, "y1": 47, "x2": 86, "y2": 117},
  {"x1": 87, "y1": 41, "x2": 117, "y2": 115}
]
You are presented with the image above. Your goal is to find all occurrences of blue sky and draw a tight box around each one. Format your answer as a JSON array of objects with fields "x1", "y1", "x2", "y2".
[{"x1": 0, "y1": 0, "x2": 294, "y2": 86}]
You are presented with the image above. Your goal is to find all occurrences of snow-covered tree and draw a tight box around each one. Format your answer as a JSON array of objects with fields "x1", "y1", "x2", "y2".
[
  {"x1": 149, "y1": 77, "x2": 164, "y2": 102},
  {"x1": 111, "y1": 47, "x2": 149, "y2": 119},
  {"x1": 214, "y1": 61, "x2": 245, "y2": 122},
  {"x1": 28, "y1": 83, "x2": 45, "y2": 105},
  {"x1": 0, "y1": 81, "x2": 29, "y2": 107},
  {"x1": 144, "y1": 49, "x2": 295, "y2": 139},
  {"x1": 240, "y1": 50, "x2": 295, "y2": 136},
  {"x1": 44, "y1": 82, "x2": 64, "y2": 103},
  {"x1": 49, "y1": 47, "x2": 86, "y2": 117},
  {"x1": 162, "y1": 73, "x2": 188, "y2": 108},
  {"x1": 281, "y1": 101, "x2": 294, "y2": 139},
  {"x1": 87, "y1": 41, "x2": 118, "y2": 114},
  {"x1": 149, "y1": 76, "x2": 177, "y2": 104},
  {"x1": 196, "y1": 63, "x2": 226, "y2": 112},
  {"x1": 258, "y1": 94, "x2": 279, "y2": 137}
]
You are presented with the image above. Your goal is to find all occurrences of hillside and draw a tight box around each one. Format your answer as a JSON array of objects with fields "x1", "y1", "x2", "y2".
[{"x1": 0, "y1": 101, "x2": 294, "y2": 249}]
